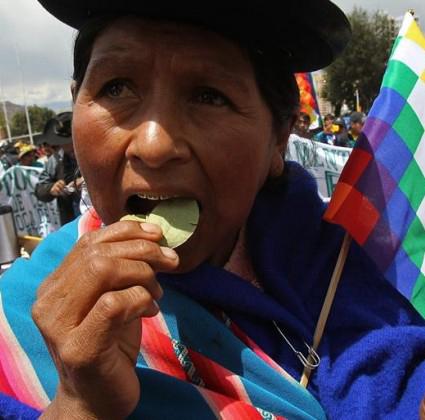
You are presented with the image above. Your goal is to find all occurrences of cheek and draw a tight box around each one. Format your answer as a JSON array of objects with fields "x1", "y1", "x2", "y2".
[
  {"x1": 202, "y1": 125, "x2": 274, "y2": 218},
  {"x1": 73, "y1": 105, "x2": 125, "y2": 179}
]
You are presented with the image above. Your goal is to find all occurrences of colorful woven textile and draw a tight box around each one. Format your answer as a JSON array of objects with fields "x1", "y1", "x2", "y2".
[
  {"x1": 324, "y1": 13, "x2": 425, "y2": 316},
  {"x1": 0, "y1": 210, "x2": 325, "y2": 419},
  {"x1": 1, "y1": 162, "x2": 425, "y2": 419}
]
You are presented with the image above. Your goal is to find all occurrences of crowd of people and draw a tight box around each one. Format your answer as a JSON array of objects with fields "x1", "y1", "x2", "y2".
[
  {"x1": 0, "y1": 112, "x2": 82, "y2": 226},
  {"x1": 292, "y1": 110, "x2": 366, "y2": 148}
]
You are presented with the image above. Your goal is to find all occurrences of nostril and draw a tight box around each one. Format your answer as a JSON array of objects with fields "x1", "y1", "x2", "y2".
[{"x1": 125, "y1": 121, "x2": 191, "y2": 168}]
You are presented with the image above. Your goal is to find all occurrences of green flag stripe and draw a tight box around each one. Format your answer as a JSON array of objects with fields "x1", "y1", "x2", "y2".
[
  {"x1": 383, "y1": 60, "x2": 419, "y2": 99},
  {"x1": 393, "y1": 103, "x2": 424, "y2": 154},
  {"x1": 399, "y1": 160, "x2": 425, "y2": 210},
  {"x1": 402, "y1": 217, "x2": 425, "y2": 270},
  {"x1": 412, "y1": 273, "x2": 425, "y2": 318}
]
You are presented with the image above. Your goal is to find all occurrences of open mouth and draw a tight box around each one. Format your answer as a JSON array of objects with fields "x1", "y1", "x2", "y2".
[{"x1": 125, "y1": 193, "x2": 201, "y2": 216}]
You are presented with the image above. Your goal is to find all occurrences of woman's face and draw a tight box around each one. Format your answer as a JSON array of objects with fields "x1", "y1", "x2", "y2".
[{"x1": 73, "y1": 17, "x2": 289, "y2": 272}]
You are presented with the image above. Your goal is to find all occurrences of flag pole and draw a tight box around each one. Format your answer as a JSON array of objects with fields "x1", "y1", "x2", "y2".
[
  {"x1": 300, "y1": 232, "x2": 352, "y2": 387},
  {"x1": 0, "y1": 77, "x2": 12, "y2": 142},
  {"x1": 14, "y1": 43, "x2": 34, "y2": 145}
]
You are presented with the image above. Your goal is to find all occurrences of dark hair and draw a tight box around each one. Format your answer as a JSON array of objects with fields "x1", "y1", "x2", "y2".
[
  {"x1": 298, "y1": 111, "x2": 311, "y2": 123},
  {"x1": 72, "y1": 15, "x2": 299, "y2": 129}
]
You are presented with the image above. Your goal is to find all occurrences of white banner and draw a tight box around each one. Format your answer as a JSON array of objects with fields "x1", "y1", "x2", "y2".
[
  {"x1": 287, "y1": 134, "x2": 352, "y2": 199},
  {"x1": 0, "y1": 165, "x2": 61, "y2": 237}
]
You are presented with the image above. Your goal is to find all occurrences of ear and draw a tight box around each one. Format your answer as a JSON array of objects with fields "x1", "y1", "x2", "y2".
[
  {"x1": 275, "y1": 114, "x2": 297, "y2": 154},
  {"x1": 70, "y1": 81, "x2": 77, "y2": 103},
  {"x1": 269, "y1": 116, "x2": 296, "y2": 178}
]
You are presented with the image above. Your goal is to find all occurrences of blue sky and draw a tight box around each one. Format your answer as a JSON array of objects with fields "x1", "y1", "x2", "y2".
[{"x1": 0, "y1": 0, "x2": 423, "y2": 108}]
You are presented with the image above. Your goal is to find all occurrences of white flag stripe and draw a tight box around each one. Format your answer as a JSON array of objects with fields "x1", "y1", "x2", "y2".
[
  {"x1": 391, "y1": 37, "x2": 425, "y2": 77},
  {"x1": 414, "y1": 132, "x2": 425, "y2": 178},
  {"x1": 398, "y1": 13, "x2": 415, "y2": 38},
  {"x1": 407, "y1": 78, "x2": 425, "y2": 131},
  {"x1": 417, "y1": 195, "x2": 425, "y2": 232}
]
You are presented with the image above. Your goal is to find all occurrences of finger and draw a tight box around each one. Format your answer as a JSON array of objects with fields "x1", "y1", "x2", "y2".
[
  {"x1": 94, "y1": 285, "x2": 160, "y2": 324},
  {"x1": 78, "y1": 220, "x2": 164, "y2": 246},
  {"x1": 37, "y1": 257, "x2": 163, "y2": 327},
  {"x1": 59, "y1": 286, "x2": 153, "y2": 370},
  {"x1": 87, "y1": 240, "x2": 179, "y2": 272},
  {"x1": 36, "y1": 226, "x2": 173, "y2": 301}
]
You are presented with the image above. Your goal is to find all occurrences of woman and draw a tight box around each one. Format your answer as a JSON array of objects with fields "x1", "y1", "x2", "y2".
[{"x1": 0, "y1": 1, "x2": 424, "y2": 419}]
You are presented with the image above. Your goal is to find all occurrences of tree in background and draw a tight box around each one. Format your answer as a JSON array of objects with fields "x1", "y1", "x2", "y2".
[
  {"x1": 0, "y1": 112, "x2": 6, "y2": 139},
  {"x1": 10, "y1": 105, "x2": 55, "y2": 137},
  {"x1": 323, "y1": 8, "x2": 397, "y2": 115}
]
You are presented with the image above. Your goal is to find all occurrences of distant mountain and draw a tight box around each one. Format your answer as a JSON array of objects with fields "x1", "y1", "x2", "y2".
[
  {"x1": 39, "y1": 100, "x2": 72, "y2": 113},
  {"x1": 0, "y1": 101, "x2": 71, "y2": 141},
  {"x1": 1, "y1": 100, "x2": 72, "y2": 118},
  {"x1": 2, "y1": 101, "x2": 25, "y2": 119}
]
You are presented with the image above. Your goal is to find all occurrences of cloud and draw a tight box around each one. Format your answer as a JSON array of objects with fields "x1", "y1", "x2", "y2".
[
  {"x1": 333, "y1": 0, "x2": 425, "y2": 21},
  {"x1": 0, "y1": 0, "x2": 424, "y2": 108},
  {"x1": 0, "y1": 0, "x2": 75, "y2": 105}
]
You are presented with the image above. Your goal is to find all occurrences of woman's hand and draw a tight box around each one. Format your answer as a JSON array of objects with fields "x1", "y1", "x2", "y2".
[{"x1": 33, "y1": 221, "x2": 179, "y2": 419}]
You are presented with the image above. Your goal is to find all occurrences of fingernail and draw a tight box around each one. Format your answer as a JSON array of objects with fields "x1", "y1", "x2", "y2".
[
  {"x1": 160, "y1": 246, "x2": 178, "y2": 260},
  {"x1": 141, "y1": 222, "x2": 161, "y2": 234}
]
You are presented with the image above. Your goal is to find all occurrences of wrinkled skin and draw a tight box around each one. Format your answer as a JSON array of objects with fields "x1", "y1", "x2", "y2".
[{"x1": 37, "y1": 17, "x2": 290, "y2": 419}]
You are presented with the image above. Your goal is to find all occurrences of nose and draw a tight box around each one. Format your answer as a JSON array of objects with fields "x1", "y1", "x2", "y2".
[{"x1": 126, "y1": 120, "x2": 191, "y2": 169}]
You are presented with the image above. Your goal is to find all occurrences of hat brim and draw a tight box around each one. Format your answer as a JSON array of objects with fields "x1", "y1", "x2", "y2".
[
  {"x1": 18, "y1": 147, "x2": 37, "y2": 159},
  {"x1": 37, "y1": 1, "x2": 351, "y2": 72},
  {"x1": 35, "y1": 112, "x2": 73, "y2": 146},
  {"x1": 34, "y1": 132, "x2": 72, "y2": 146}
]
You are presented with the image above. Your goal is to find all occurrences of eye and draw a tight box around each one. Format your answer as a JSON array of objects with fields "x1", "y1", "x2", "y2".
[
  {"x1": 192, "y1": 87, "x2": 231, "y2": 107},
  {"x1": 100, "y1": 79, "x2": 136, "y2": 99}
]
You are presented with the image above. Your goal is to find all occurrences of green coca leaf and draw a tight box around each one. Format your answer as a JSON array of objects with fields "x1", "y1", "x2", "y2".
[
  {"x1": 147, "y1": 198, "x2": 199, "y2": 248},
  {"x1": 120, "y1": 198, "x2": 199, "y2": 248}
]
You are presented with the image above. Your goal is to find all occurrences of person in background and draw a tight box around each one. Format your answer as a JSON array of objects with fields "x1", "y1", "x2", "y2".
[
  {"x1": 333, "y1": 118, "x2": 346, "y2": 136},
  {"x1": 335, "y1": 111, "x2": 365, "y2": 148},
  {"x1": 0, "y1": 142, "x2": 18, "y2": 171},
  {"x1": 314, "y1": 113, "x2": 336, "y2": 145},
  {"x1": 36, "y1": 141, "x2": 59, "y2": 165},
  {"x1": 292, "y1": 112, "x2": 312, "y2": 139},
  {"x1": 17, "y1": 144, "x2": 44, "y2": 168},
  {"x1": 35, "y1": 112, "x2": 81, "y2": 225}
]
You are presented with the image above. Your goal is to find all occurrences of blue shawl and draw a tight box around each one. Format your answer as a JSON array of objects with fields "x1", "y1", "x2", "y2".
[{"x1": 1, "y1": 162, "x2": 424, "y2": 419}]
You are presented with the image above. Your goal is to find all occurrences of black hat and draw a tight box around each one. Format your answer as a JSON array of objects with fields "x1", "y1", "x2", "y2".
[
  {"x1": 37, "y1": 1, "x2": 351, "y2": 72},
  {"x1": 34, "y1": 112, "x2": 73, "y2": 146}
]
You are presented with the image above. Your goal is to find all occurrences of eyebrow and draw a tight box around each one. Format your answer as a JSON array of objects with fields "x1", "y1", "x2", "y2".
[{"x1": 86, "y1": 49, "x2": 252, "y2": 95}]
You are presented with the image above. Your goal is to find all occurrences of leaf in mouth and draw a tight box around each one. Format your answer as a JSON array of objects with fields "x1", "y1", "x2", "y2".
[{"x1": 120, "y1": 198, "x2": 199, "y2": 248}]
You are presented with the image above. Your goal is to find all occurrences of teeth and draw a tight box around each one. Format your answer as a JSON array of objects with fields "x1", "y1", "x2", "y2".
[{"x1": 136, "y1": 193, "x2": 177, "y2": 200}]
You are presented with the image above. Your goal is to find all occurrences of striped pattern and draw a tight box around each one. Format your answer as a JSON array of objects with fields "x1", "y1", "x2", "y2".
[
  {"x1": 0, "y1": 211, "x2": 325, "y2": 419},
  {"x1": 0, "y1": 294, "x2": 49, "y2": 409},
  {"x1": 324, "y1": 13, "x2": 425, "y2": 317},
  {"x1": 140, "y1": 311, "x2": 284, "y2": 419}
]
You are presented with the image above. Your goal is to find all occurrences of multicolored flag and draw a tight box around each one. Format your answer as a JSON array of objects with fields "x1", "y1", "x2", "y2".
[
  {"x1": 295, "y1": 73, "x2": 321, "y2": 128},
  {"x1": 324, "y1": 12, "x2": 425, "y2": 317}
]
